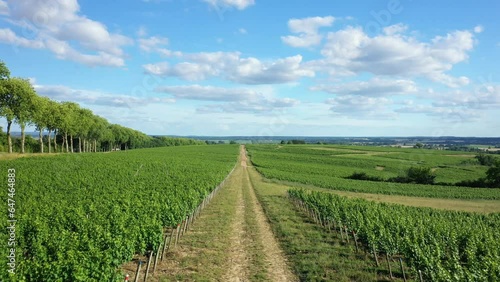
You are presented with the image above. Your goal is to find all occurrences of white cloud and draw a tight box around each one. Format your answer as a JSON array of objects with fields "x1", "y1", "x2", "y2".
[
  {"x1": 202, "y1": 0, "x2": 255, "y2": 10},
  {"x1": 35, "y1": 84, "x2": 175, "y2": 108},
  {"x1": 155, "y1": 84, "x2": 299, "y2": 113},
  {"x1": 383, "y1": 23, "x2": 407, "y2": 35},
  {"x1": 326, "y1": 95, "x2": 395, "y2": 119},
  {"x1": 0, "y1": 28, "x2": 44, "y2": 48},
  {"x1": 473, "y1": 25, "x2": 483, "y2": 33},
  {"x1": 238, "y1": 28, "x2": 247, "y2": 34},
  {"x1": 0, "y1": 0, "x2": 8, "y2": 15},
  {"x1": 1, "y1": 0, "x2": 132, "y2": 67},
  {"x1": 139, "y1": 36, "x2": 169, "y2": 52},
  {"x1": 156, "y1": 84, "x2": 256, "y2": 101},
  {"x1": 144, "y1": 52, "x2": 314, "y2": 84},
  {"x1": 137, "y1": 34, "x2": 182, "y2": 57},
  {"x1": 395, "y1": 84, "x2": 500, "y2": 122},
  {"x1": 282, "y1": 16, "x2": 335, "y2": 47},
  {"x1": 308, "y1": 24, "x2": 476, "y2": 87},
  {"x1": 137, "y1": 26, "x2": 148, "y2": 37},
  {"x1": 312, "y1": 78, "x2": 417, "y2": 96}
]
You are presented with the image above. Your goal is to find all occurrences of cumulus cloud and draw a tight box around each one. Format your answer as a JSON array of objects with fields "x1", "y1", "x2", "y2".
[
  {"x1": 144, "y1": 52, "x2": 314, "y2": 84},
  {"x1": 156, "y1": 84, "x2": 299, "y2": 113},
  {"x1": 306, "y1": 24, "x2": 476, "y2": 87},
  {"x1": 395, "y1": 84, "x2": 500, "y2": 122},
  {"x1": 326, "y1": 95, "x2": 395, "y2": 119},
  {"x1": 0, "y1": 0, "x2": 132, "y2": 67},
  {"x1": 35, "y1": 84, "x2": 175, "y2": 108},
  {"x1": 156, "y1": 84, "x2": 256, "y2": 101},
  {"x1": 312, "y1": 78, "x2": 417, "y2": 96},
  {"x1": 202, "y1": 0, "x2": 255, "y2": 10},
  {"x1": 281, "y1": 16, "x2": 335, "y2": 47},
  {"x1": 139, "y1": 36, "x2": 168, "y2": 52}
]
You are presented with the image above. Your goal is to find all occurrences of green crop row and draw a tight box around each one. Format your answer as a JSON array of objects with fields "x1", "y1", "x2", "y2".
[
  {"x1": 288, "y1": 189, "x2": 500, "y2": 281},
  {"x1": 247, "y1": 145, "x2": 500, "y2": 199},
  {"x1": 0, "y1": 145, "x2": 238, "y2": 281}
]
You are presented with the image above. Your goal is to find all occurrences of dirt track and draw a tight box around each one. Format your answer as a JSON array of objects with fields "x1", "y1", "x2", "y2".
[{"x1": 223, "y1": 146, "x2": 295, "y2": 281}]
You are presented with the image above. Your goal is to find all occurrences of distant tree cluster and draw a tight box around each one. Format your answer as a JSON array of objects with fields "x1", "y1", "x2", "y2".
[
  {"x1": 0, "y1": 61, "x2": 202, "y2": 153},
  {"x1": 348, "y1": 167, "x2": 436, "y2": 185},
  {"x1": 280, "y1": 139, "x2": 306, "y2": 144}
]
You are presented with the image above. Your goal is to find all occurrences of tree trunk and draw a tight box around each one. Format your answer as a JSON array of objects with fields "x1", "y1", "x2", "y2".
[
  {"x1": 20, "y1": 124, "x2": 26, "y2": 154},
  {"x1": 65, "y1": 132, "x2": 69, "y2": 153},
  {"x1": 53, "y1": 130, "x2": 58, "y2": 153},
  {"x1": 94, "y1": 140, "x2": 97, "y2": 152},
  {"x1": 39, "y1": 129, "x2": 44, "y2": 153},
  {"x1": 47, "y1": 130, "x2": 51, "y2": 153},
  {"x1": 7, "y1": 121, "x2": 12, "y2": 153},
  {"x1": 79, "y1": 137, "x2": 82, "y2": 153},
  {"x1": 70, "y1": 135, "x2": 74, "y2": 153},
  {"x1": 62, "y1": 134, "x2": 66, "y2": 153}
]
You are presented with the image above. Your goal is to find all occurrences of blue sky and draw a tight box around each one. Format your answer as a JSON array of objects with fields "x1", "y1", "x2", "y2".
[{"x1": 1, "y1": 0, "x2": 499, "y2": 136}]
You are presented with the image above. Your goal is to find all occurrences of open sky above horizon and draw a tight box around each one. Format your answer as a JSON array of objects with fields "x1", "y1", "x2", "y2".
[{"x1": 1, "y1": 0, "x2": 499, "y2": 137}]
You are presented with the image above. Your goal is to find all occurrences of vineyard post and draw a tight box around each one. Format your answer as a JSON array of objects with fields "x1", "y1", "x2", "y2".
[
  {"x1": 174, "y1": 224, "x2": 180, "y2": 248},
  {"x1": 385, "y1": 253, "x2": 393, "y2": 279},
  {"x1": 418, "y1": 270, "x2": 423, "y2": 282},
  {"x1": 180, "y1": 219, "x2": 185, "y2": 237},
  {"x1": 183, "y1": 215, "x2": 189, "y2": 235},
  {"x1": 133, "y1": 261, "x2": 142, "y2": 282},
  {"x1": 344, "y1": 226, "x2": 350, "y2": 243},
  {"x1": 160, "y1": 232, "x2": 168, "y2": 260},
  {"x1": 372, "y1": 246, "x2": 380, "y2": 267},
  {"x1": 164, "y1": 228, "x2": 175, "y2": 259},
  {"x1": 153, "y1": 243, "x2": 161, "y2": 274},
  {"x1": 353, "y1": 231, "x2": 359, "y2": 252},
  {"x1": 399, "y1": 258, "x2": 406, "y2": 282},
  {"x1": 144, "y1": 251, "x2": 153, "y2": 282}
]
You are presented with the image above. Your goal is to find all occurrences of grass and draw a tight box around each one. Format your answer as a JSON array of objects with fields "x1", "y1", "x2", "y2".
[{"x1": 247, "y1": 166, "x2": 408, "y2": 281}]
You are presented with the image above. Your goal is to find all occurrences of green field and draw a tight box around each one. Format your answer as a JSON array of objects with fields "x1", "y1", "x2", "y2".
[
  {"x1": 247, "y1": 145, "x2": 500, "y2": 199},
  {"x1": 0, "y1": 145, "x2": 238, "y2": 281}
]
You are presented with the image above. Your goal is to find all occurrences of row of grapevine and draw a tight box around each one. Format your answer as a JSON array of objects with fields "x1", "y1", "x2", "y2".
[
  {"x1": 246, "y1": 145, "x2": 500, "y2": 199},
  {"x1": 0, "y1": 145, "x2": 239, "y2": 281},
  {"x1": 288, "y1": 189, "x2": 500, "y2": 281}
]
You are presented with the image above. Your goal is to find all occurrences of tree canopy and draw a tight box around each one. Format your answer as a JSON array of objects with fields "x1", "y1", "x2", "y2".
[{"x1": 0, "y1": 60, "x2": 204, "y2": 153}]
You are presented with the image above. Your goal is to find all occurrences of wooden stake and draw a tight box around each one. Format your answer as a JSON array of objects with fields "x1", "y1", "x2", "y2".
[
  {"x1": 352, "y1": 231, "x2": 359, "y2": 252},
  {"x1": 418, "y1": 270, "x2": 423, "y2": 282},
  {"x1": 174, "y1": 224, "x2": 180, "y2": 248},
  {"x1": 386, "y1": 253, "x2": 393, "y2": 280},
  {"x1": 144, "y1": 251, "x2": 153, "y2": 282},
  {"x1": 161, "y1": 231, "x2": 170, "y2": 261},
  {"x1": 399, "y1": 258, "x2": 407, "y2": 282},
  {"x1": 153, "y1": 244, "x2": 161, "y2": 274},
  {"x1": 372, "y1": 245, "x2": 379, "y2": 267},
  {"x1": 133, "y1": 261, "x2": 142, "y2": 282},
  {"x1": 344, "y1": 226, "x2": 350, "y2": 243}
]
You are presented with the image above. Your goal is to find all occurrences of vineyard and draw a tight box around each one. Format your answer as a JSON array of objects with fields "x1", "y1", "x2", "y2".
[
  {"x1": 247, "y1": 145, "x2": 500, "y2": 199},
  {"x1": 0, "y1": 145, "x2": 238, "y2": 281},
  {"x1": 288, "y1": 188, "x2": 500, "y2": 281}
]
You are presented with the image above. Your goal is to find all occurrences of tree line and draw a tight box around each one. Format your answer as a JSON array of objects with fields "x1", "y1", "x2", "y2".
[{"x1": 0, "y1": 60, "x2": 204, "y2": 154}]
